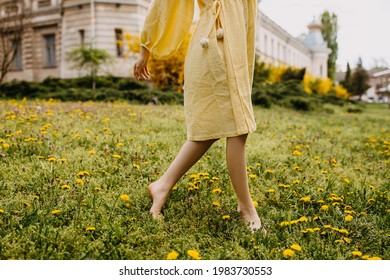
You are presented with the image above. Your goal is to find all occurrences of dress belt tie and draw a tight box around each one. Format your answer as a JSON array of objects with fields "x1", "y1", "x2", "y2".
[{"x1": 200, "y1": 0, "x2": 224, "y2": 48}]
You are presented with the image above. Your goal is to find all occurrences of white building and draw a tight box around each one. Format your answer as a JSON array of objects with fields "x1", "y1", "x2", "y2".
[{"x1": 1, "y1": 0, "x2": 330, "y2": 83}]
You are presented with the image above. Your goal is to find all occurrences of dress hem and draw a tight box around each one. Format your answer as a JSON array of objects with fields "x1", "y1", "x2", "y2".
[{"x1": 187, "y1": 127, "x2": 257, "y2": 141}]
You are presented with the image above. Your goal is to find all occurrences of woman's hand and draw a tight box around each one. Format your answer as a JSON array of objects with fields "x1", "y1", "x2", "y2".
[{"x1": 133, "y1": 46, "x2": 151, "y2": 82}]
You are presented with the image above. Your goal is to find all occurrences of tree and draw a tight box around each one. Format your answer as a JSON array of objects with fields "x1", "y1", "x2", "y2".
[
  {"x1": 67, "y1": 47, "x2": 114, "y2": 90},
  {"x1": 123, "y1": 31, "x2": 191, "y2": 92},
  {"x1": 340, "y1": 62, "x2": 352, "y2": 92},
  {"x1": 350, "y1": 58, "x2": 370, "y2": 100},
  {"x1": 0, "y1": 0, "x2": 28, "y2": 84},
  {"x1": 321, "y1": 11, "x2": 338, "y2": 81}
]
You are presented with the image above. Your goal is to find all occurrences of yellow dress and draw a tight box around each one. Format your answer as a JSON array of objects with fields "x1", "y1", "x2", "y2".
[{"x1": 141, "y1": 0, "x2": 257, "y2": 141}]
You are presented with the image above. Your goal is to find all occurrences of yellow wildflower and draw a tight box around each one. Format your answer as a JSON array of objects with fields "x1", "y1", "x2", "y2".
[
  {"x1": 252, "y1": 200, "x2": 259, "y2": 207},
  {"x1": 133, "y1": 164, "x2": 140, "y2": 169},
  {"x1": 299, "y1": 216, "x2": 308, "y2": 222},
  {"x1": 367, "y1": 256, "x2": 382, "y2": 260},
  {"x1": 352, "y1": 251, "x2": 362, "y2": 257},
  {"x1": 48, "y1": 157, "x2": 56, "y2": 162},
  {"x1": 166, "y1": 251, "x2": 179, "y2": 260},
  {"x1": 345, "y1": 215, "x2": 353, "y2": 222},
  {"x1": 248, "y1": 174, "x2": 257, "y2": 179},
  {"x1": 212, "y1": 187, "x2": 222, "y2": 194},
  {"x1": 85, "y1": 227, "x2": 96, "y2": 232},
  {"x1": 187, "y1": 250, "x2": 201, "y2": 260},
  {"x1": 61, "y1": 185, "x2": 71, "y2": 190},
  {"x1": 113, "y1": 154, "x2": 122, "y2": 159},
  {"x1": 268, "y1": 188, "x2": 275, "y2": 193},
  {"x1": 120, "y1": 194, "x2": 130, "y2": 201},
  {"x1": 321, "y1": 205, "x2": 329, "y2": 211},
  {"x1": 300, "y1": 196, "x2": 311, "y2": 202},
  {"x1": 0, "y1": 209, "x2": 5, "y2": 214},
  {"x1": 343, "y1": 237, "x2": 351, "y2": 244},
  {"x1": 88, "y1": 150, "x2": 96, "y2": 155},
  {"x1": 222, "y1": 215, "x2": 230, "y2": 220},
  {"x1": 77, "y1": 171, "x2": 90, "y2": 176},
  {"x1": 290, "y1": 244, "x2": 302, "y2": 251},
  {"x1": 51, "y1": 209, "x2": 61, "y2": 215},
  {"x1": 292, "y1": 150, "x2": 303, "y2": 156},
  {"x1": 283, "y1": 249, "x2": 295, "y2": 257},
  {"x1": 212, "y1": 202, "x2": 221, "y2": 207}
]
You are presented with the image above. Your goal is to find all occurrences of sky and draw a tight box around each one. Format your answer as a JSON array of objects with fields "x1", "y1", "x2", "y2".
[{"x1": 258, "y1": 0, "x2": 390, "y2": 71}]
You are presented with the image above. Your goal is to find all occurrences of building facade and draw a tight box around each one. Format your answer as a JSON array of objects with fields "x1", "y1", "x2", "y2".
[{"x1": 1, "y1": 0, "x2": 330, "y2": 83}]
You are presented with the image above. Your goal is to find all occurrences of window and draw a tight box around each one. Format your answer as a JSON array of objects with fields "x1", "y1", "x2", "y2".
[
  {"x1": 43, "y1": 34, "x2": 56, "y2": 67},
  {"x1": 79, "y1": 29, "x2": 85, "y2": 47},
  {"x1": 38, "y1": 0, "x2": 51, "y2": 8},
  {"x1": 5, "y1": 2, "x2": 18, "y2": 15},
  {"x1": 12, "y1": 39, "x2": 22, "y2": 70},
  {"x1": 115, "y1": 28, "x2": 124, "y2": 57}
]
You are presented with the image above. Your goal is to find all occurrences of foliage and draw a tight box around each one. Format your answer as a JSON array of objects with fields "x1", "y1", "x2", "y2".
[
  {"x1": 67, "y1": 47, "x2": 115, "y2": 90},
  {"x1": 0, "y1": 100, "x2": 389, "y2": 260},
  {"x1": 0, "y1": 0, "x2": 28, "y2": 84},
  {"x1": 0, "y1": 77, "x2": 182, "y2": 105},
  {"x1": 321, "y1": 11, "x2": 339, "y2": 80},
  {"x1": 124, "y1": 32, "x2": 191, "y2": 92},
  {"x1": 350, "y1": 58, "x2": 371, "y2": 99},
  {"x1": 340, "y1": 62, "x2": 352, "y2": 92}
]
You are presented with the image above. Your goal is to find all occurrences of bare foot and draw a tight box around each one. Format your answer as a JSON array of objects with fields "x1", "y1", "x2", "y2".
[
  {"x1": 237, "y1": 205, "x2": 266, "y2": 234},
  {"x1": 147, "y1": 182, "x2": 170, "y2": 218}
]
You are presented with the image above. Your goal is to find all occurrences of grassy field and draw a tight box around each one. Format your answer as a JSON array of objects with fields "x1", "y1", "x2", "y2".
[{"x1": 0, "y1": 99, "x2": 389, "y2": 260}]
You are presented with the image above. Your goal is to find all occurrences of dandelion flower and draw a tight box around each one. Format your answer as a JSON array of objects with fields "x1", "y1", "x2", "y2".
[
  {"x1": 343, "y1": 237, "x2": 351, "y2": 244},
  {"x1": 249, "y1": 174, "x2": 257, "y2": 179},
  {"x1": 88, "y1": 150, "x2": 96, "y2": 155},
  {"x1": 0, "y1": 209, "x2": 5, "y2": 214},
  {"x1": 300, "y1": 196, "x2": 311, "y2": 202},
  {"x1": 268, "y1": 188, "x2": 275, "y2": 193},
  {"x1": 48, "y1": 157, "x2": 56, "y2": 162},
  {"x1": 344, "y1": 178, "x2": 350, "y2": 184},
  {"x1": 345, "y1": 215, "x2": 353, "y2": 222},
  {"x1": 290, "y1": 244, "x2": 302, "y2": 251},
  {"x1": 212, "y1": 187, "x2": 222, "y2": 194},
  {"x1": 166, "y1": 251, "x2": 179, "y2": 260},
  {"x1": 61, "y1": 184, "x2": 71, "y2": 190},
  {"x1": 292, "y1": 150, "x2": 303, "y2": 156},
  {"x1": 367, "y1": 256, "x2": 382, "y2": 260},
  {"x1": 120, "y1": 194, "x2": 130, "y2": 201},
  {"x1": 253, "y1": 200, "x2": 259, "y2": 207},
  {"x1": 85, "y1": 227, "x2": 96, "y2": 232},
  {"x1": 187, "y1": 250, "x2": 201, "y2": 260},
  {"x1": 283, "y1": 249, "x2": 295, "y2": 257},
  {"x1": 299, "y1": 216, "x2": 308, "y2": 222},
  {"x1": 133, "y1": 164, "x2": 140, "y2": 169},
  {"x1": 113, "y1": 154, "x2": 122, "y2": 159},
  {"x1": 352, "y1": 251, "x2": 362, "y2": 257},
  {"x1": 321, "y1": 205, "x2": 329, "y2": 211},
  {"x1": 222, "y1": 215, "x2": 230, "y2": 220},
  {"x1": 51, "y1": 209, "x2": 61, "y2": 215},
  {"x1": 212, "y1": 202, "x2": 221, "y2": 207}
]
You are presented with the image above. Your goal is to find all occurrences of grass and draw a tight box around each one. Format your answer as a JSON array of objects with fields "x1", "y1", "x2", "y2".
[{"x1": 0, "y1": 99, "x2": 389, "y2": 260}]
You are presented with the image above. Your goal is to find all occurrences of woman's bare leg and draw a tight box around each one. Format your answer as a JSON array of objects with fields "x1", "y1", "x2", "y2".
[
  {"x1": 148, "y1": 139, "x2": 217, "y2": 218},
  {"x1": 226, "y1": 134, "x2": 262, "y2": 231}
]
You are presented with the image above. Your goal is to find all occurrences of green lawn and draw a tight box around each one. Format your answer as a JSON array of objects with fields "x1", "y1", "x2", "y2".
[{"x1": 0, "y1": 99, "x2": 389, "y2": 260}]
